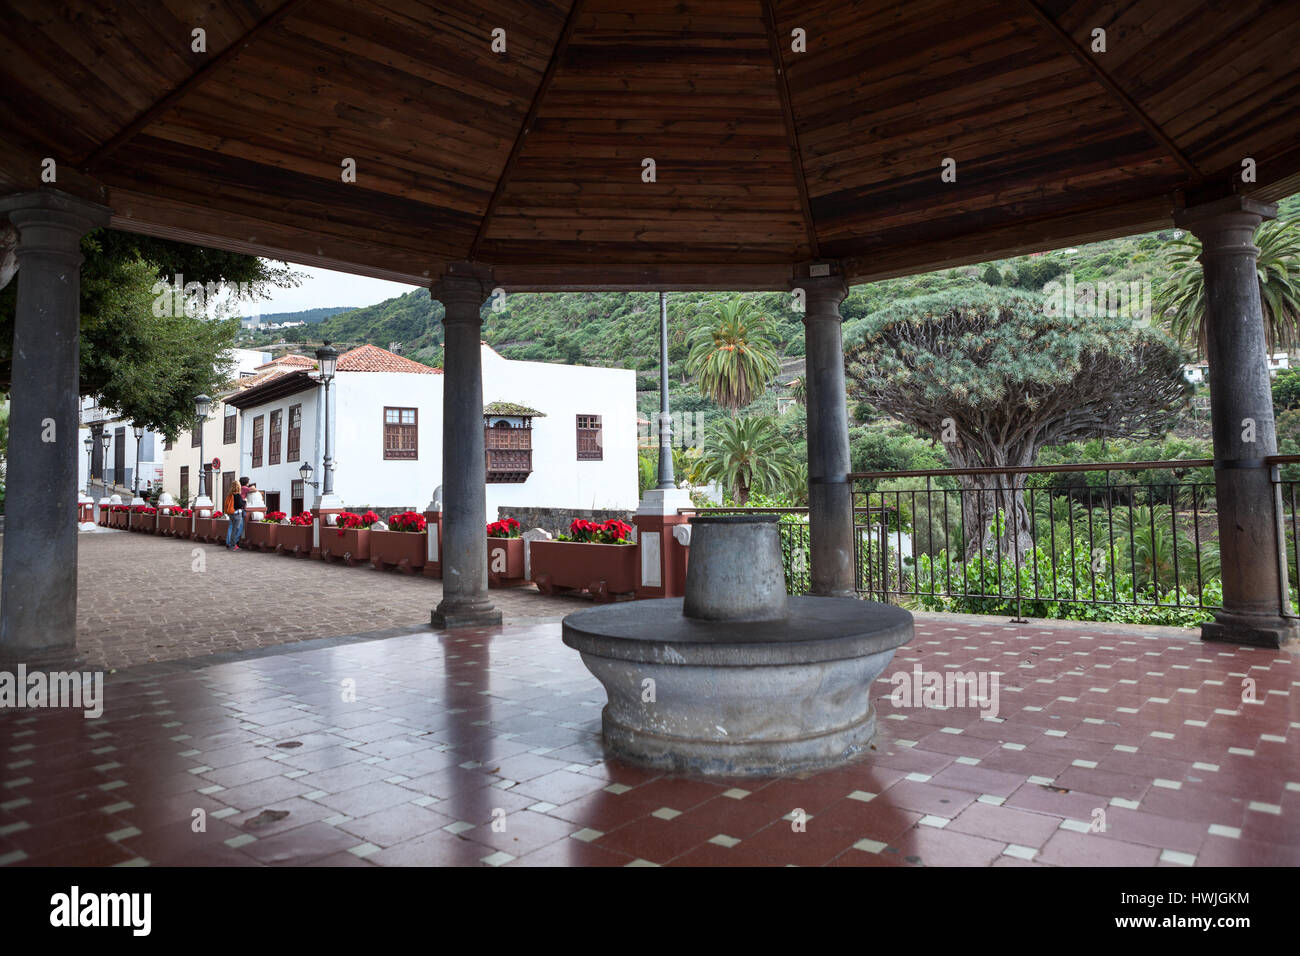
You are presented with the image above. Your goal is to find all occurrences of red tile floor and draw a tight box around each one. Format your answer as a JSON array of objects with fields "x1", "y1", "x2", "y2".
[{"x1": 1, "y1": 618, "x2": 1296, "y2": 866}]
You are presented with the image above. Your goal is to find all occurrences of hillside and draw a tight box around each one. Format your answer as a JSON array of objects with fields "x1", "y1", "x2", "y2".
[
  {"x1": 241, "y1": 305, "x2": 356, "y2": 325},
  {"x1": 239, "y1": 191, "x2": 1300, "y2": 424}
]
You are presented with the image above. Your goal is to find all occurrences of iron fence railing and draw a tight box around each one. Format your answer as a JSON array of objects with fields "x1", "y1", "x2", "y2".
[
  {"x1": 685, "y1": 457, "x2": 1300, "y2": 624},
  {"x1": 850, "y1": 457, "x2": 1300, "y2": 623}
]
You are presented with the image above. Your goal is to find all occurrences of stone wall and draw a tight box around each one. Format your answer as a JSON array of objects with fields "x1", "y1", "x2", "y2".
[{"x1": 498, "y1": 506, "x2": 635, "y2": 538}]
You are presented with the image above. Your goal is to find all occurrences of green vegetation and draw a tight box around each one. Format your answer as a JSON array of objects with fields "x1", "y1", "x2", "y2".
[
  {"x1": 0, "y1": 230, "x2": 297, "y2": 438},
  {"x1": 685, "y1": 298, "x2": 781, "y2": 415},
  {"x1": 1158, "y1": 213, "x2": 1300, "y2": 353},
  {"x1": 844, "y1": 286, "x2": 1190, "y2": 556}
]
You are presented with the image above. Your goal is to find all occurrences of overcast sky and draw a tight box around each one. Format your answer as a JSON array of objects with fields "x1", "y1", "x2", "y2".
[{"x1": 243, "y1": 264, "x2": 418, "y2": 317}]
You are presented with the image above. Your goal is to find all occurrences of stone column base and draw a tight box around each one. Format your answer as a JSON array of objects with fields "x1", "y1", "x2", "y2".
[
  {"x1": 431, "y1": 597, "x2": 502, "y2": 629},
  {"x1": 1201, "y1": 610, "x2": 1299, "y2": 649}
]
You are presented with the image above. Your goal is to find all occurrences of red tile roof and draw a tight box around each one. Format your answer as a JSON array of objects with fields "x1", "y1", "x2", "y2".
[
  {"x1": 337, "y1": 344, "x2": 440, "y2": 374},
  {"x1": 254, "y1": 354, "x2": 316, "y2": 371}
]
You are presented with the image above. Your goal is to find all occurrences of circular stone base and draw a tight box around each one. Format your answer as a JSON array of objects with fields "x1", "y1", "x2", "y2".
[{"x1": 562, "y1": 597, "x2": 913, "y2": 777}]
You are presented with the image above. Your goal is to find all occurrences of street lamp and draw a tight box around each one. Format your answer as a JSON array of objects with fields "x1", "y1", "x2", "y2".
[
  {"x1": 194, "y1": 394, "x2": 211, "y2": 500},
  {"x1": 298, "y1": 461, "x2": 317, "y2": 487},
  {"x1": 133, "y1": 425, "x2": 144, "y2": 498},
  {"x1": 100, "y1": 429, "x2": 112, "y2": 499},
  {"x1": 83, "y1": 435, "x2": 93, "y2": 496},
  {"x1": 315, "y1": 344, "x2": 338, "y2": 498}
]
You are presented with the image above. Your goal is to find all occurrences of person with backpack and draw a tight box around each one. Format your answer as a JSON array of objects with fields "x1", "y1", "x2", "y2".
[{"x1": 226, "y1": 477, "x2": 248, "y2": 551}]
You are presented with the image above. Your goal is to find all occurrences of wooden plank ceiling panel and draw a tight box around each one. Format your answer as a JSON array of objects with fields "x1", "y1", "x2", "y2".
[
  {"x1": 84, "y1": 0, "x2": 574, "y2": 263},
  {"x1": 475, "y1": 0, "x2": 808, "y2": 264},
  {"x1": 1, "y1": 0, "x2": 1299, "y2": 288}
]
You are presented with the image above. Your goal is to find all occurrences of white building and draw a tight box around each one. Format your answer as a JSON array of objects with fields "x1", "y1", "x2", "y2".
[
  {"x1": 157, "y1": 347, "x2": 275, "y2": 503},
  {"x1": 1183, "y1": 352, "x2": 1290, "y2": 385},
  {"x1": 225, "y1": 343, "x2": 638, "y2": 521}
]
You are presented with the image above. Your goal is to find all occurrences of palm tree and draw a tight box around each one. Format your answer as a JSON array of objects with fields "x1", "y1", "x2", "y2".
[
  {"x1": 788, "y1": 375, "x2": 807, "y2": 407},
  {"x1": 1158, "y1": 216, "x2": 1300, "y2": 354},
  {"x1": 697, "y1": 416, "x2": 794, "y2": 505},
  {"x1": 686, "y1": 297, "x2": 781, "y2": 415}
]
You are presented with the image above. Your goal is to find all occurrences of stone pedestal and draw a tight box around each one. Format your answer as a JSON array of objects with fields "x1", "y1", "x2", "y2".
[
  {"x1": 309, "y1": 493, "x2": 343, "y2": 559},
  {"x1": 633, "y1": 487, "x2": 694, "y2": 599},
  {"x1": 1176, "y1": 196, "x2": 1299, "y2": 648},
  {"x1": 563, "y1": 515, "x2": 914, "y2": 776},
  {"x1": 422, "y1": 507, "x2": 443, "y2": 579}
]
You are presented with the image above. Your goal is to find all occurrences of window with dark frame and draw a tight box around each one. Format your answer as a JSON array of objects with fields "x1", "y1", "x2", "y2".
[
  {"x1": 251, "y1": 415, "x2": 264, "y2": 468},
  {"x1": 180, "y1": 466, "x2": 189, "y2": 500},
  {"x1": 223, "y1": 410, "x2": 236, "y2": 445},
  {"x1": 191, "y1": 424, "x2": 201, "y2": 448},
  {"x1": 269, "y1": 409, "x2": 282, "y2": 465},
  {"x1": 291, "y1": 479, "x2": 304, "y2": 517},
  {"x1": 577, "y1": 414, "x2": 603, "y2": 460},
  {"x1": 287, "y1": 404, "x2": 302, "y2": 462},
  {"x1": 485, "y1": 419, "x2": 533, "y2": 483},
  {"x1": 384, "y1": 406, "x2": 418, "y2": 460}
]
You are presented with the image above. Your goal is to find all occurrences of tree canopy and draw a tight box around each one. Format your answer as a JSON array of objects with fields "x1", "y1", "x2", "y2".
[
  {"x1": 845, "y1": 286, "x2": 1190, "y2": 554},
  {"x1": 0, "y1": 229, "x2": 299, "y2": 437}
]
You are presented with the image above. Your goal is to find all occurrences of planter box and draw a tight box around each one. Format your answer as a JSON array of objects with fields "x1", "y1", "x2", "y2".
[
  {"x1": 245, "y1": 521, "x2": 280, "y2": 552},
  {"x1": 321, "y1": 527, "x2": 371, "y2": 566},
  {"x1": 275, "y1": 524, "x2": 313, "y2": 558},
  {"x1": 530, "y1": 540, "x2": 639, "y2": 602},
  {"x1": 111, "y1": 511, "x2": 128, "y2": 529},
  {"x1": 487, "y1": 536, "x2": 526, "y2": 587},
  {"x1": 194, "y1": 516, "x2": 226, "y2": 543},
  {"x1": 370, "y1": 530, "x2": 427, "y2": 574}
]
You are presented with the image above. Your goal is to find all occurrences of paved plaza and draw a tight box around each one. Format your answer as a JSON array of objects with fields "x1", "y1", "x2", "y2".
[
  {"x1": 0, "y1": 537, "x2": 1296, "y2": 866},
  {"x1": 0, "y1": 530, "x2": 588, "y2": 671}
]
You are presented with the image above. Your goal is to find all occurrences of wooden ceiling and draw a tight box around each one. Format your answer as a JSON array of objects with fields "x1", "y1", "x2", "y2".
[{"x1": 1, "y1": 0, "x2": 1298, "y2": 290}]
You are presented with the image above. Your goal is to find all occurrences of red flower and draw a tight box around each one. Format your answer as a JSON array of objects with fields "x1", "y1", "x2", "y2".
[{"x1": 291, "y1": 510, "x2": 313, "y2": 526}]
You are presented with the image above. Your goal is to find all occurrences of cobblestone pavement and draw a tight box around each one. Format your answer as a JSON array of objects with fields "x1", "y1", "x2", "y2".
[{"x1": 0, "y1": 531, "x2": 589, "y2": 670}]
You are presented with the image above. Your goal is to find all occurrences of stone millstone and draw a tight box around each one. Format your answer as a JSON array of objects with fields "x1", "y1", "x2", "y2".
[{"x1": 561, "y1": 517, "x2": 914, "y2": 777}]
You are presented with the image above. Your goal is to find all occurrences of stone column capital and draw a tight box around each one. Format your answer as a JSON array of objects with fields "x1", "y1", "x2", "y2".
[
  {"x1": 789, "y1": 262, "x2": 848, "y2": 320},
  {"x1": 1175, "y1": 195, "x2": 1277, "y2": 258},
  {"x1": 432, "y1": 261, "x2": 495, "y2": 317},
  {"x1": 1, "y1": 188, "x2": 112, "y2": 262}
]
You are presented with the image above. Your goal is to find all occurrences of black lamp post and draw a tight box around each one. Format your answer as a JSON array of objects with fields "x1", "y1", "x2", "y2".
[
  {"x1": 83, "y1": 434, "x2": 93, "y2": 496},
  {"x1": 100, "y1": 429, "x2": 111, "y2": 499},
  {"x1": 195, "y1": 394, "x2": 211, "y2": 500},
  {"x1": 133, "y1": 425, "x2": 144, "y2": 498},
  {"x1": 315, "y1": 344, "x2": 338, "y2": 497}
]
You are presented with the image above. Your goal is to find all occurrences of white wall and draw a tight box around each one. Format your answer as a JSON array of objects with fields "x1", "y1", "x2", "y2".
[
  {"x1": 481, "y1": 348, "x2": 638, "y2": 519},
  {"x1": 332, "y1": 371, "x2": 443, "y2": 509},
  {"x1": 232, "y1": 346, "x2": 638, "y2": 522},
  {"x1": 238, "y1": 385, "x2": 321, "y2": 513}
]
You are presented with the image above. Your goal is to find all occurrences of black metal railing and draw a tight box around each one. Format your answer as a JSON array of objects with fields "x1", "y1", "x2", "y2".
[
  {"x1": 682, "y1": 457, "x2": 1300, "y2": 626},
  {"x1": 850, "y1": 457, "x2": 1300, "y2": 625}
]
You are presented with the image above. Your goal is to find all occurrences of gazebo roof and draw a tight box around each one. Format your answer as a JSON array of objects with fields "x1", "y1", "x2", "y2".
[{"x1": 3, "y1": 0, "x2": 1297, "y2": 290}]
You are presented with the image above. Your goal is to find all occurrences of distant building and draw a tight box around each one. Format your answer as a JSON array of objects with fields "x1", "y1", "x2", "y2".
[
  {"x1": 81, "y1": 347, "x2": 270, "y2": 499},
  {"x1": 224, "y1": 343, "x2": 637, "y2": 520}
]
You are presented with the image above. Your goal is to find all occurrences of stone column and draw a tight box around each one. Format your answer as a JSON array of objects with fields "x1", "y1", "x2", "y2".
[
  {"x1": 0, "y1": 189, "x2": 111, "y2": 659},
  {"x1": 431, "y1": 265, "x2": 501, "y2": 628},
  {"x1": 1176, "y1": 195, "x2": 1298, "y2": 648},
  {"x1": 797, "y1": 269, "x2": 856, "y2": 597}
]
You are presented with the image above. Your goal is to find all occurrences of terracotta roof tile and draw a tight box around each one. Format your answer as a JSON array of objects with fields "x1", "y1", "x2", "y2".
[
  {"x1": 337, "y1": 344, "x2": 440, "y2": 374},
  {"x1": 254, "y1": 354, "x2": 316, "y2": 370}
]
